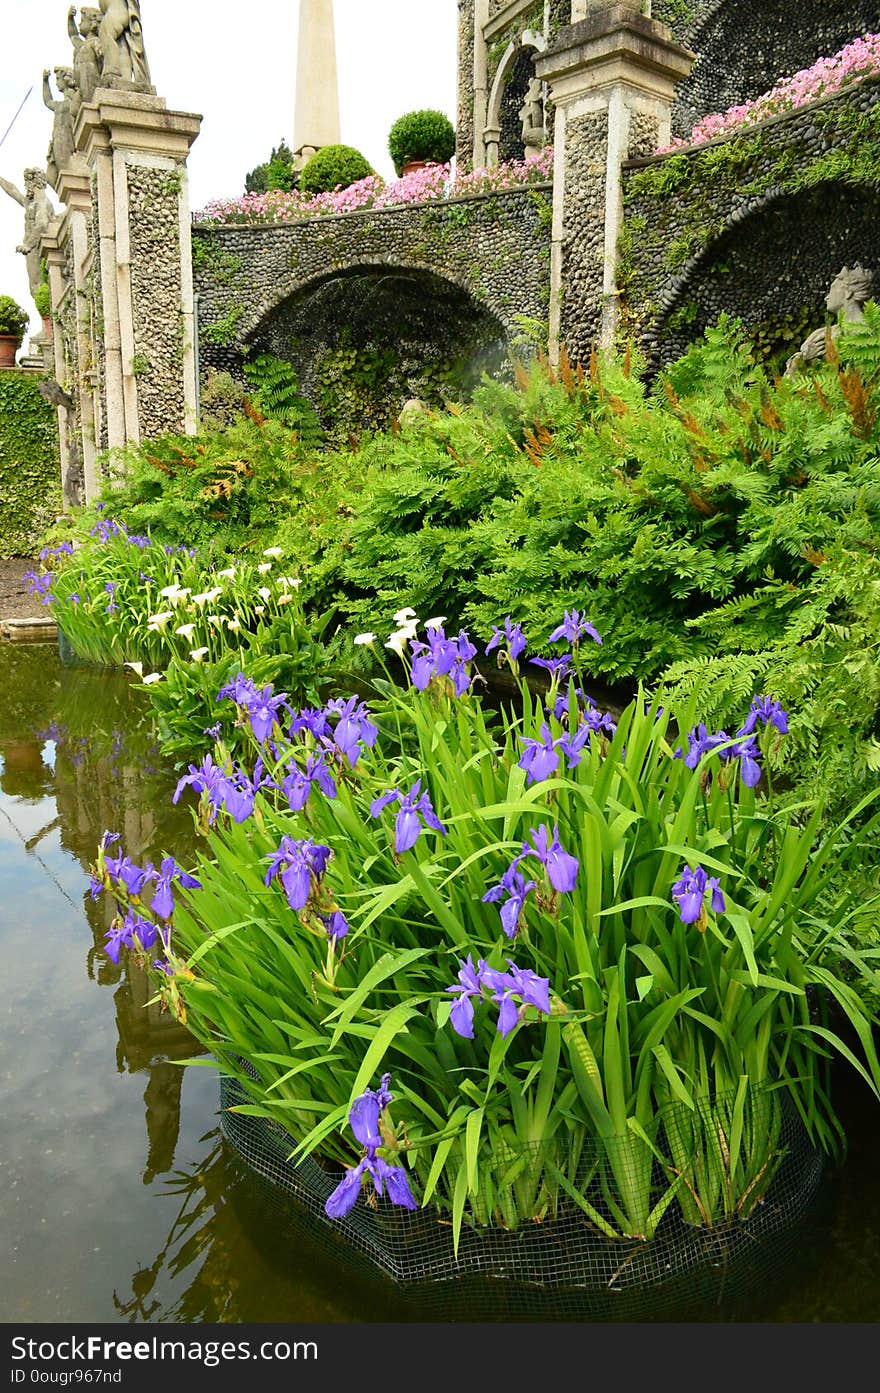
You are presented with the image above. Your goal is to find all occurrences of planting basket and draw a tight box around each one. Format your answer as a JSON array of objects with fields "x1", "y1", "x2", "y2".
[{"x1": 219, "y1": 1071, "x2": 825, "y2": 1321}]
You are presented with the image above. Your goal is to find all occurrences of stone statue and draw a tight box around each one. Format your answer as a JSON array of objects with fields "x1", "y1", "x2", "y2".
[
  {"x1": 43, "y1": 67, "x2": 79, "y2": 186},
  {"x1": 0, "y1": 168, "x2": 55, "y2": 296},
  {"x1": 68, "y1": 6, "x2": 104, "y2": 107},
  {"x1": 785, "y1": 264, "x2": 875, "y2": 376},
  {"x1": 97, "y1": 0, "x2": 152, "y2": 88},
  {"x1": 519, "y1": 78, "x2": 547, "y2": 150}
]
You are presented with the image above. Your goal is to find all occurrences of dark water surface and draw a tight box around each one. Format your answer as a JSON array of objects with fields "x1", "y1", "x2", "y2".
[{"x1": 1, "y1": 642, "x2": 878, "y2": 1324}]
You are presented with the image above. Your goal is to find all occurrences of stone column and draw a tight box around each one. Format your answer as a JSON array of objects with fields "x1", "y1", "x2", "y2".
[
  {"x1": 55, "y1": 166, "x2": 100, "y2": 502},
  {"x1": 293, "y1": 0, "x2": 341, "y2": 169},
  {"x1": 536, "y1": 3, "x2": 693, "y2": 362},
  {"x1": 75, "y1": 89, "x2": 202, "y2": 459}
]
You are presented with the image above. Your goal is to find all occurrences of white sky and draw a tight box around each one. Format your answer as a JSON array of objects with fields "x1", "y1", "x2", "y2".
[{"x1": 0, "y1": 0, "x2": 458, "y2": 341}]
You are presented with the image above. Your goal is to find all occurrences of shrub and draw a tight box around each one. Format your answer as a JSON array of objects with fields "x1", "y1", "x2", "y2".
[
  {"x1": 299, "y1": 144, "x2": 374, "y2": 195},
  {"x1": 33, "y1": 281, "x2": 51, "y2": 319},
  {"x1": 0, "y1": 294, "x2": 29, "y2": 338},
  {"x1": 245, "y1": 139, "x2": 298, "y2": 194},
  {"x1": 388, "y1": 108, "x2": 456, "y2": 176}
]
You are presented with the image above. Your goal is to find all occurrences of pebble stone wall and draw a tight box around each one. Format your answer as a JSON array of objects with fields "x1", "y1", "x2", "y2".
[
  {"x1": 458, "y1": 0, "x2": 476, "y2": 169},
  {"x1": 559, "y1": 112, "x2": 608, "y2": 364},
  {"x1": 653, "y1": 0, "x2": 880, "y2": 141},
  {"x1": 621, "y1": 77, "x2": 880, "y2": 366},
  {"x1": 126, "y1": 166, "x2": 188, "y2": 440},
  {"x1": 193, "y1": 186, "x2": 553, "y2": 389}
]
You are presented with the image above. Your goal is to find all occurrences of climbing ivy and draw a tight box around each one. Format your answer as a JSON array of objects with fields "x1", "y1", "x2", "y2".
[{"x1": 0, "y1": 371, "x2": 60, "y2": 556}]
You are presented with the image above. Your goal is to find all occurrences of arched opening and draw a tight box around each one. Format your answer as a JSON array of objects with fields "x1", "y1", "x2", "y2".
[
  {"x1": 652, "y1": 181, "x2": 880, "y2": 370},
  {"x1": 485, "y1": 33, "x2": 547, "y2": 165},
  {"x1": 670, "y1": 0, "x2": 880, "y2": 140},
  {"x1": 247, "y1": 265, "x2": 509, "y2": 439}
]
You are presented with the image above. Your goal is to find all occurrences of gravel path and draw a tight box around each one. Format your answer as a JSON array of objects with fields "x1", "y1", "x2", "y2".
[{"x1": 0, "y1": 558, "x2": 45, "y2": 622}]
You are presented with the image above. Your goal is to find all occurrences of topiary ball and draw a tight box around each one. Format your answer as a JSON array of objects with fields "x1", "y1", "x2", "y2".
[
  {"x1": 388, "y1": 109, "x2": 456, "y2": 176},
  {"x1": 299, "y1": 144, "x2": 375, "y2": 195}
]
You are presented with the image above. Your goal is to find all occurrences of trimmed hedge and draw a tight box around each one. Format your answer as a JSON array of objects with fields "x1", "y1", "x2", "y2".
[
  {"x1": 299, "y1": 144, "x2": 375, "y2": 194},
  {"x1": 0, "y1": 371, "x2": 60, "y2": 557}
]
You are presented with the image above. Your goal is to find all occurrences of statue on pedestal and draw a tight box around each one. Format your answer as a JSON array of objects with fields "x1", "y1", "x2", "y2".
[
  {"x1": 68, "y1": 6, "x2": 104, "y2": 107},
  {"x1": 0, "y1": 168, "x2": 55, "y2": 296},
  {"x1": 519, "y1": 78, "x2": 547, "y2": 150},
  {"x1": 97, "y1": 0, "x2": 152, "y2": 89},
  {"x1": 785, "y1": 265, "x2": 875, "y2": 376},
  {"x1": 43, "y1": 67, "x2": 79, "y2": 187}
]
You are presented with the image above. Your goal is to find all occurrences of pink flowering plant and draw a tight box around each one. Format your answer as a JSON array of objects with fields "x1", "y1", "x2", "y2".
[
  {"x1": 89, "y1": 607, "x2": 880, "y2": 1249},
  {"x1": 659, "y1": 34, "x2": 880, "y2": 151},
  {"x1": 195, "y1": 147, "x2": 554, "y2": 226}
]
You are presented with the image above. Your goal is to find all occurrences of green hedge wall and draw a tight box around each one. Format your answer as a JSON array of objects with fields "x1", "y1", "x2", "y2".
[{"x1": 0, "y1": 370, "x2": 60, "y2": 557}]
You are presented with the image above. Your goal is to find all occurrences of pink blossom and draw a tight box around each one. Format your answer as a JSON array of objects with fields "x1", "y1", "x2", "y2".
[
  {"x1": 195, "y1": 147, "x2": 554, "y2": 226},
  {"x1": 656, "y1": 34, "x2": 880, "y2": 153}
]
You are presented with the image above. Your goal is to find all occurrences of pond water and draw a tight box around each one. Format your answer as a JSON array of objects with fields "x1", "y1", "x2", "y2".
[{"x1": 2, "y1": 641, "x2": 879, "y2": 1324}]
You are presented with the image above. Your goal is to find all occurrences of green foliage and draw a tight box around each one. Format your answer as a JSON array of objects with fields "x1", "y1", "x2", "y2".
[
  {"x1": 99, "y1": 668, "x2": 880, "y2": 1239},
  {"x1": 0, "y1": 371, "x2": 60, "y2": 556},
  {"x1": 91, "y1": 415, "x2": 316, "y2": 555},
  {"x1": 241, "y1": 353, "x2": 323, "y2": 443},
  {"x1": 33, "y1": 280, "x2": 51, "y2": 319},
  {"x1": 388, "y1": 109, "x2": 456, "y2": 176},
  {"x1": 245, "y1": 139, "x2": 298, "y2": 194},
  {"x1": 0, "y1": 295, "x2": 29, "y2": 337},
  {"x1": 299, "y1": 144, "x2": 375, "y2": 195},
  {"x1": 201, "y1": 305, "x2": 244, "y2": 348}
]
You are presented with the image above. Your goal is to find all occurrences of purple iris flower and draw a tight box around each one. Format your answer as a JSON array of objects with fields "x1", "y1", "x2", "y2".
[
  {"x1": 282, "y1": 752, "x2": 338, "y2": 812},
  {"x1": 448, "y1": 956, "x2": 551, "y2": 1039},
  {"x1": 482, "y1": 961, "x2": 552, "y2": 1038},
  {"x1": 530, "y1": 654, "x2": 572, "y2": 683},
  {"x1": 409, "y1": 627, "x2": 477, "y2": 696},
  {"x1": 324, "y1": 1075, "x2": 417, "y2": 1220},
  {"x1": 349, "y1": 1073, "x2": 394, "y2": 1149},
  {"x1": 548, "y1": 610, "x2": 603, "y2": 647},
  {"x1": 265, "y1": 836, "x2": 332, "y2": 912},
  {"x1": 246, "y1": 686, "x2": 289, "y2": 744},
  {"x1": 319, "y1": 910, "x2": 350, "y2": 946},
  {"x1": 518, "y1": 724, "x2": 563, "y2": 785},
  {"x1": 103, "y1": 908, "x2": 158, "y2": 963},
  {"x1": 150, "y1": 856, "x2": 202, "y2": 921},
  {"x1": 24, "y1": 570, "x2": 55, "y2": 605},
  {"x1": 675, "y1": 723, "x2": 725, "y2": 769},
  {"x1": 104, "y1": 852, "x2": 157, "y2": 898},
  {"x1": 446, "y1": 954, "x2": 490, "y2": 1038},
  {"x1": 672, "y1": 864, "x2": 726, "y2": 925},
  {"x1": 721, "y1": 734, "x2": 763, "y2": 787},
  {"x1": 289, "y1": 706, "x2": 332, "y2": 741},
  {"x1": 173, "y1": 754, "x2": 229, "y2": 813},
  {"x1": 482, "y1": 862, "x2": 537, "y2": 939},
  {"x1": 217, "y1": 672, "x2": 258, "y2": 706},
  {"x1": 523, "y1": 824, "x2": 579, "y2": 893},
  {"x1": 739, "y1": 696, "x2": 789, "y2": 737},
  {"x1": 325, "y1": 697, "x2": 378, "y2": 767},
  {"x1": 485, "y1": 616, "x2": 527, "y2": 663},
  {"x1": 370, "y1": 780, "x2": 447, "y2": 854}
]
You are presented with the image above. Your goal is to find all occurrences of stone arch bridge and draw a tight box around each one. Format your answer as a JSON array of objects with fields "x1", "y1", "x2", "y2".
[{"x1": 193, "y1": 185, "x2": 552, "y2": 426}]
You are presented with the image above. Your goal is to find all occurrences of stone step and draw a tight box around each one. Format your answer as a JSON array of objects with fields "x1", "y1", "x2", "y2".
[{"x1": 0, "y1": 616, "x2": 58, "y2": 642}]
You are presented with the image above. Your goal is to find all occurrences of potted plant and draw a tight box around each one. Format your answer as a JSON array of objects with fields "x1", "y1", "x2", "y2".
[
  {"x1": 388, "y1": 109, "x2": 456, "y2": 177},
  {"x1": 0, "y1": 294, "x2": 29, "y2": 368}
]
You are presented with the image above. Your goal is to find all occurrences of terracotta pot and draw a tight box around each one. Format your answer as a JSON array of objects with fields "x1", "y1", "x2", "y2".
[
  {"x1": 402, "y1": 158, "x2": 437, "y2": 176},
  {"x1": 41, "y1": 315, "x2": 53, "y2": 338},
  {"x1": 0, "y1": 335, "x2": 20, "y2": 369}
]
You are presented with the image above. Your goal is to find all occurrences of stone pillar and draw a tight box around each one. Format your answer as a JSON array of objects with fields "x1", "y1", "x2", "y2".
[
  {"x1": 74, "y1": 89, "x2": 202, "y2": 462},
  {"x1": 293, "y1": 0, "x2": 341, "y2": 169},
  {"x1": 41, "y1": 221, "x2": 80, "y2": 508},
  {"x1": 55, "y1": 167, "x2": 100, "y2": 501},
  {"x1": 536, "y1": 3, "x2": 693, "y2": 362}
]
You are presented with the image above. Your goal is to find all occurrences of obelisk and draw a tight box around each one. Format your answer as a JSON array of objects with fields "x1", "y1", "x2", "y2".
[{"x1": 293, "y1": 0, "x2": 341, "y2": 169}]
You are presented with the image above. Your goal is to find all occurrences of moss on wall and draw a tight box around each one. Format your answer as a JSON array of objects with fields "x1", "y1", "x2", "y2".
[{"x1": 0, "y1": 371, "x2": 60, "y2": 557}]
